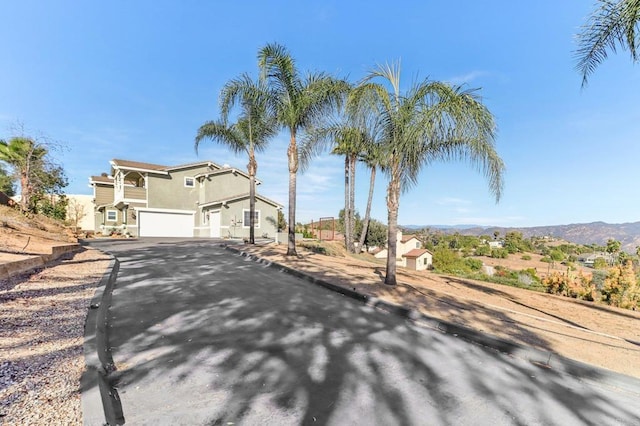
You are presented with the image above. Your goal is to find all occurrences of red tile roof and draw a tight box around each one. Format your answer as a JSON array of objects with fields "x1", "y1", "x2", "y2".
[
  {"x1": 401, "y1": 234, "x2": 419, "y2": 243},
  {"x1": 402, "y1": 248, "x2": 431, "y2": 258}
]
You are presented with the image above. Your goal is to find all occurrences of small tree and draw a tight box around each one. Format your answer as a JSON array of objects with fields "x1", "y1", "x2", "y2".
[
  {"x1": 0, "y1": 130, "x2": 66, "y2": 213},
  {"x1": 602, "y1": 260, "x2": 640, "y2": 309},
  {"x1": 364, "y1": 219, "x2": 387, "y2": 250},
  {"x1": 68, "y1": 198, "x2": 88, "y2": 232},
  {"x1": 277, "y1": 210, "x2": 287, "y2": 232}
]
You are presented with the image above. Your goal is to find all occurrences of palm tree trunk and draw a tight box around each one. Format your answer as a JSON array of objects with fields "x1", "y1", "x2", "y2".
[
  {"x1": 385, "y1": 167, "x2": 400, "y2": 286},
  {"x1": 343, "y1": 155, "x2": 351, "y2": 251},
  {"x1": 357, "y1": 165, "x2": 376, "y2": 253},
  {"x1": 348, "y1": 154, "x2": 357, "y2": 253},
  {"x1": 248, "y1": 156, "x2": 257, "y2": 245},
  {"x1": 287, "y1": 135, "x2": 298, "y2": 256}
]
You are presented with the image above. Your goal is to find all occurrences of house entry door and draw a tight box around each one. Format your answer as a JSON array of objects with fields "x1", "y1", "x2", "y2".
[{"x1": 210, "y1": 210, "x2": 221, "y2": 238}]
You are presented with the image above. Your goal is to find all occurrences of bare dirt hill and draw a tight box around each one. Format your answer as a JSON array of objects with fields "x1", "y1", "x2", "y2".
[{"x1": 0, "y1": 205, "x2": 77, "y2": 263}]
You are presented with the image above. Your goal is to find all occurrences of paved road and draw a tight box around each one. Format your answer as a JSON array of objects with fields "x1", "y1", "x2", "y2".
[{"x1": 86, "y1": 239, "x2": 640, "y2": 425}]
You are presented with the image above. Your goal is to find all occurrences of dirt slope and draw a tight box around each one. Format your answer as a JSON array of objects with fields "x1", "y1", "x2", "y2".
[{"x1": 0, "y1": 205, "x2": 76, "y2": 262}]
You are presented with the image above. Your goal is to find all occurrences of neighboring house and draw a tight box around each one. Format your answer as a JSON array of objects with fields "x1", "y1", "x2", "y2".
[
  {"x1": 374, "y1": 231, "x2": 432, "y2": 270},
  {"x1": 89, "y1": 159, "x2": 282, "y2": 238},
  {"x1": 488, "y1": 240, "x2": 504, "y2": 249},
  {"x1": 402, "y1": 249, "x2": 433, "y2": 271},
  {"x1": 577, "y1": 252, "x2": 615, "y2": 267}
]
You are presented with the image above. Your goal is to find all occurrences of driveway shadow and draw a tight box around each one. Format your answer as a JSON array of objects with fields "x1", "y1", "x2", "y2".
[{"x1": 91, "y1": 241, "x2": 640, "y2": 425}]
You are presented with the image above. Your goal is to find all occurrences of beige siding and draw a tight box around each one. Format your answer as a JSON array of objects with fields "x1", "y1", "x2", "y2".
[
  {"x1": 94, "y1": 185, "x2": 114, "y2": 206},
  {"x1": 124, "y1": 186, "x2": 146, "y2": 200}
]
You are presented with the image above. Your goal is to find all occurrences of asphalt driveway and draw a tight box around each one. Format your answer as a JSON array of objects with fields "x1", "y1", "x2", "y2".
[{"x1": 84, "y1": 239, "x2": 640, "y2": 425}]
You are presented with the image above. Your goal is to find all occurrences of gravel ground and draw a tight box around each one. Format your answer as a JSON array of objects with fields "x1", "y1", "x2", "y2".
[{"x1": 0, "y1": 248, "x2": 110, "y2": 425}]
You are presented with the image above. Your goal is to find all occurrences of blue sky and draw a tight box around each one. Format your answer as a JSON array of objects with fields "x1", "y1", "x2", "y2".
[{"x1": 1, "y1": 1, "x2": 638, "y2": 227}]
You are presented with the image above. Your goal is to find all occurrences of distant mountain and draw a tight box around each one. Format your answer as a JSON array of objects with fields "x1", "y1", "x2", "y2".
[
  {"x1": 402, "y1": 221, "x2": 640, "y2": 253},
  {"x1": 403, "y1": 224, "x2": 479, "y2": 230}
]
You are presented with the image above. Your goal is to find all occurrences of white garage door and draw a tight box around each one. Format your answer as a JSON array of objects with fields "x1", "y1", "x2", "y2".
[{"x1": 138, "y1": 210, "x2": 194, "y2": 237}]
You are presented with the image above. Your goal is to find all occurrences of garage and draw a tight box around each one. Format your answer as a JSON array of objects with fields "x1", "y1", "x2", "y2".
[{"x1": 137, "y1": 209, "x2": 195, "y2": 237}]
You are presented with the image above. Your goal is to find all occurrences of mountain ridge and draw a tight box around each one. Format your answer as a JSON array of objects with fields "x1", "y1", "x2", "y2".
[{"x1": 402, "y1": 220, "x2": 640, "y2": 253}]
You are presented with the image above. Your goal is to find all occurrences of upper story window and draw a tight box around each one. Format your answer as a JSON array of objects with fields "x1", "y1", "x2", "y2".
[
  {"x1": 184, "y1": 177, "x2": 195, "y2": 188},
  {"x1": 415, "y1": 241, "x2": 420, "y2": 249}
]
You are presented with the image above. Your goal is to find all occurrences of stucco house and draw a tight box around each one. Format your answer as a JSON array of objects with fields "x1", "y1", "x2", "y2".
[
  {"x1": 89, "y1": 159, "x2": 282, "y2": 238},
  {"x1": 402, "y1": 249, "x2": 433, "y2": 271},
  {"x1": 374, "y1": 231, "x2": 433, "y2": 270}
]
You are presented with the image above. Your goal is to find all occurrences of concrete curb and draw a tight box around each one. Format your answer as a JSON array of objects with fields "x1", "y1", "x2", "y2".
[
  {"x1": 81, "y1": 252, "x2": 125, "y2": 426},
  {"x1": 224, "y1": 244, "x2": 640, "y2": 395},
  {"x1": 0, "y1": 243, "x2": 81, "y2": 280}
]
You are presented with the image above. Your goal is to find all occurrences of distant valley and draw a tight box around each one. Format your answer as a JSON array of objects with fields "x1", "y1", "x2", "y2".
[{"x1": 404, "y1": 221, "x2": 640, "y2": 253}]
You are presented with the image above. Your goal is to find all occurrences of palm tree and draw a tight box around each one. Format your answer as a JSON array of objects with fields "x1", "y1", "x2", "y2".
[
  {"x1": 301, "y1": 123, "x2": 369, "y2": 253},
  {"x1": 258, "y1": 42, "x2": 349, "y2": 256},
  {"x1": 195, "y1": 74, "x2": 276, "y2": 244},
  {"x1": 0, "y1": 137, "x2": 46, "y2": 211},
  {"x1": 575, "y1": 0, "x2": 640, "y2": 86},
  {"x1": 356, "y1": 141, "x2": 383, "y2": 253},
  {"x1": 348, "y1": 62, "x2": 505, "y2": 285}
]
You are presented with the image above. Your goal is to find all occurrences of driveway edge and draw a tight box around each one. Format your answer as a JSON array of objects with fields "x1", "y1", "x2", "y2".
[
  {"x1": 81, "y1": 252, "x2": 125, "y2": 425},
  {"x1": 224, "y1": 244, "x2": 640, "y2": 395}
]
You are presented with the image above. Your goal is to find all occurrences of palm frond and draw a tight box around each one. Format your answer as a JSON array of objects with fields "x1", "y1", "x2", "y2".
[
  {"x1": 195, "y1": 120, "x2": 247, "y2": 155},
  {"x1": 575, "y1": 0, "x2": 640, "y2": 87}
]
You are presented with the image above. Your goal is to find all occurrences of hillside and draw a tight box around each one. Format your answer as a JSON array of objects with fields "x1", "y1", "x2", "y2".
[
  {"x1": 0, "y1": 205, "x2": 76, "y2": 262},
  {"x1": 406, "y1": 221, "x2": 640, "y2": 253}
]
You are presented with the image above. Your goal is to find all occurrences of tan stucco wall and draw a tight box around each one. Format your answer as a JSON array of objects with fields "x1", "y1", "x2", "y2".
[
  {"x1": 147, "y1": 165, "x2": 211, "y2": 210},
  {"x1": 206, "y1": 197, "x2": 278, "y2": 239},
  {"x1": 200, "y1": 170, "x2": 252, "y2": 202}
]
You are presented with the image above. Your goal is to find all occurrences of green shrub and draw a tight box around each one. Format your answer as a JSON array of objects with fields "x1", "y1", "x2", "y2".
[
  {"x1": 521, "y1": 254, "x2": 532, "y2": 261},
  {"x1": 490, "y1": 248, "x2": 508, "y2": 259},
  {"x1": 464, "y1": 257, "x2": 483, "y2": 271},
  {"x1": 475, "y1": 245, "x2": 490, "y2": 256}
]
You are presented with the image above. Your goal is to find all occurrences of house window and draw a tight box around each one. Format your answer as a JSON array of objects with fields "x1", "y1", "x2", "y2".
[
  {"x1": 242, "y1": 209, "x2": 260, "y2": 228},
  {"x1": 424, "y1": 257, "x2": 429, "y2": 265},
  {"x1": 106, "y1": 210, "x2": 118, "y2": 221},
  {"x1": 184, "y1": 177, "x2": 195, "y2": 187},
  {"x1": 416, "y1": 241, "x2": 420, "y2": 249}
]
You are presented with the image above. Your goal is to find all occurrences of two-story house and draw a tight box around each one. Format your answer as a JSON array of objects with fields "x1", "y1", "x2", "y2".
[{"x1": 90, "y1": 159, "x2": 282, "y2": 238}]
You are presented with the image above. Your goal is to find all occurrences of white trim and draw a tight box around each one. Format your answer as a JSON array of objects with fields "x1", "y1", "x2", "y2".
[
  {"x1": 200, "y1": 194, "x2": 282, "y2": 209},
  {"x1": 106, "y1": 209, "x2": 118, "y2": 221},
  {"x1": 242, "y1": 209, "x2": 260, "y2": 229},
  {"x1": 134, "y1": 207, "x2": 197, "y2": 214},
  {"x1": 110, "y1": 161, "x2": 169, "y2": 175}
]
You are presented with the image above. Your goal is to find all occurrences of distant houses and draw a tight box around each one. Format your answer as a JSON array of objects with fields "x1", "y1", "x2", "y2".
[
  {"x1": 577, "y1": 252, "x2": 616, "y2": 267},
  {"x1": 374, "y1": 231, "x2": 433, "y2": 271}
]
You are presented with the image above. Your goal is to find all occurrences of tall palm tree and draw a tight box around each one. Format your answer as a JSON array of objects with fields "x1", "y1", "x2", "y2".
[
  {"x1": 0, "y1": 137, "x2": 46, "y2": 211},
  {"x1": 258, "y1": 42, "x2": 349, "y2": 256},
  {"x1": 349, "y1": 63, "x2": 505, "y2": 285},
  {"x1": 195, "y1": 74, "x2": 276, "y2": 244},
  {"x1": 575, "y1": 0, "x2": 640, "y2": 86},
  {"x1": 356, "y1": 141, "x2": 383, "y2": 253},
  {"x1": 301, "y1": 123, "x2": 369, "y2": 253}
]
